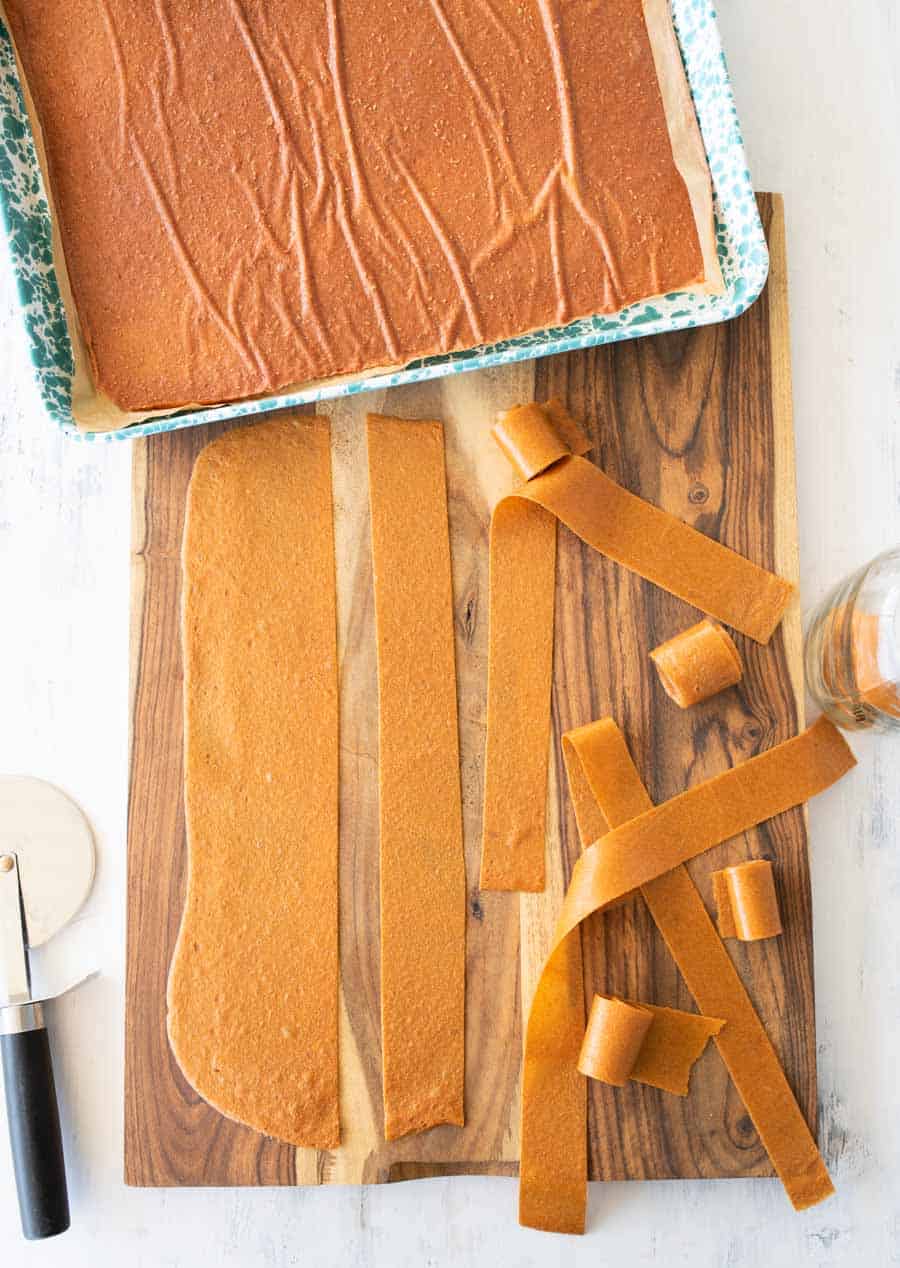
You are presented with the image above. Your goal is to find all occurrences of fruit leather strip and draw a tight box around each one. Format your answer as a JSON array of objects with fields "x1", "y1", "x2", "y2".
[
  {"x1": 519, "y1": 715, "x2": 853, "y2": 1231},
  {"x1": 482, "y1": 400, "x2": 793, "y2": 892},
  {"x1": 169, "y1": 416, "x2": 340, "y2": 1148},
  {"x1": 366, "y1": 415, "x2": 467, "y2": 1140},
  {"x1": 495, "y1": 402, "x2": 794, "y2": 644},
  {"x1": 480, "y1": 401, "x2": 590, "y2": 892},
  {"x1": 556, "y1": 718, "x2": 852, "y2": 925}
]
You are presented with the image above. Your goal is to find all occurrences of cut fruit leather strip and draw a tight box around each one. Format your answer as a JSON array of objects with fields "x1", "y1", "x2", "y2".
[
  {"x1": 481, "y1": 401, "x2": 794, "y2": 894},
  {"x1": 518, "y1": 706, "x2": 648, "y2": 1234},
  {"x1": 480, "y1": 401, "x2": 589, "y2": 892},
  {"x1": 625, "y1": 1003, "x2": 724, "y2": 1095},
  {"x1": 493, "y1": 401, "x2": 794, "y2": 643},
  {"x1": 572, "y1": 723, "x2": 841, "y2": 1210},
  {"x1": 577, "y1": 996, "x2": 724, "y2": 1096},
  {"x1": 480, "y1": 498, "x2": 557, "y2": 891},
  {"x1": 510, "y1": 454, "x2": 793, "y2": 642},
  {"x1": 556, "y1": 717, "x2": 853, "y2": 930},
  {"x1": 518, "y1": 860, "x2": 587, "y2": 1233},
  {"x1": 366, "y1": 416, "x2": 467, "y2": 1141},
  {"x1": 650, "y1": 619, "x2": 744, "y2": 708},
  {"x1": 519, "y1": 716, "x2": 851, "y2": 1234},
  {"x1": 712, "y1": 860, "x2": 783, "y2": 941},
  {"x1": 169, "y1": 416, "x2": 340, "y2": 1148}
]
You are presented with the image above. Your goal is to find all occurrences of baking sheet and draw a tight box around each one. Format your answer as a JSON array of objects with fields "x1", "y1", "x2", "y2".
[{"x1": 0, "y1": 0, "x2": 765, "y2": 440}]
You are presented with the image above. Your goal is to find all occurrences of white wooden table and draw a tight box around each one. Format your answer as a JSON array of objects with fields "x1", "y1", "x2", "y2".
[{"x1": 1, "y1": 3, "x2": 897, "y2": 1263}]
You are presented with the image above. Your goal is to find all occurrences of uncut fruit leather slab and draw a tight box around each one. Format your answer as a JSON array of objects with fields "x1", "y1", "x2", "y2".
[{"x1": 4, "y1": 0, "x2": 719, "y2": 426}]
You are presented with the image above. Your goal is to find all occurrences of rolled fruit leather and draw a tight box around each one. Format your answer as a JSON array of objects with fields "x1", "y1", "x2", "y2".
[
  {"x1": 650, "y1": 619, "x2": 744, "y2": 708},
  {"x1": 712, "y1": 859, "x2": 783, "y2": 942}
]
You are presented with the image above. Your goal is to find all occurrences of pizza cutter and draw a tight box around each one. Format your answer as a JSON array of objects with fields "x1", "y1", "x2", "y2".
[{"x1": 0, "y1": 777, "x2": 95, "y2": 1240}]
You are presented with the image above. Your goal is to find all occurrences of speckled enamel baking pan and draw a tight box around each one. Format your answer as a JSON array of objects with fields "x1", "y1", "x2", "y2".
[{"x1": 0, "y1": 0, "x2": 767, "y2": 442}]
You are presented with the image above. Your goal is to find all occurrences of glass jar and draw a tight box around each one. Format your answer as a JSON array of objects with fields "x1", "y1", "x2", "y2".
[{"x1": 804, "y1": 547, "x2": 900, "y2": 732}]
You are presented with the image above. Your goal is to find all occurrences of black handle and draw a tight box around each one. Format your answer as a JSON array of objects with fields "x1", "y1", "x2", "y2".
[{"x1": 2, "y1": 1023, "x2": 70, "y2": 1239}]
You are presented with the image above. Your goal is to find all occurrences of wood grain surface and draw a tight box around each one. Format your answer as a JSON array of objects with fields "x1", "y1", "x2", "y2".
[{"x1": 125, "y1": 194, "x2": 815, "y2": 1188}]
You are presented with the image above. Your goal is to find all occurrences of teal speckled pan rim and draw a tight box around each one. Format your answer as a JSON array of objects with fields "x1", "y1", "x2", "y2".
[{"x1": 0, "y1": 0, "x2": 768, "y2": 443}]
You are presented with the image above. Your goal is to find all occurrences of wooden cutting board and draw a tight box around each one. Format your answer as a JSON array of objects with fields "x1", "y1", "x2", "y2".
[{"x1": 126, "y1": 193, "x2": 816, "y2": 1188}]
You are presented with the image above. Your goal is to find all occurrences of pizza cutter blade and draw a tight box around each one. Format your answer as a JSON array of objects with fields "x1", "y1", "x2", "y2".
[{"x1": 0, "y1": 777, "x2": 95, "y2": 1241}]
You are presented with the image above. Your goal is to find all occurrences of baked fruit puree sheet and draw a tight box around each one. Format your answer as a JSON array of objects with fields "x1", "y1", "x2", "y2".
[
  {"x1": 366, "y1": 416, "x2": 466, "y2": 1140},
  {"x1": 3, "y1": 0, "x2": 721, "y2": 429},
  {"x1": 481, "y1": 401, "x2": 794, "y2": 892},
  {"x1": 169, "y1": 416, "x2": 340, "y2": 1149},
  {"x1": 577, "y1": 996, "x2": 724, "y2": 1095},
  {"x1": 520, "y1": 716, "x2": 853, "y2": 1233}
]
